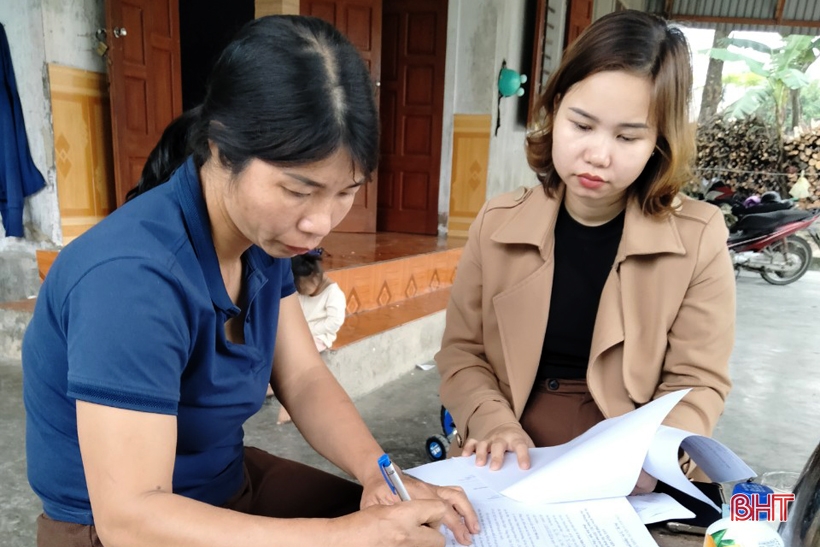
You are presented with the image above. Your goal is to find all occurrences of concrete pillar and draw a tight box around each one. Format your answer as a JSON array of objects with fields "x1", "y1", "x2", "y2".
[{"x1": 256, "y1": 0, "x2": 300, "y2": 17}]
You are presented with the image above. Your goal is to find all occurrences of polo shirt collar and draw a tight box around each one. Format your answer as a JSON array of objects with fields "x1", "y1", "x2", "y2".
[{"x1": 175, "y1": 157, "x2": 240, "y2": 315}]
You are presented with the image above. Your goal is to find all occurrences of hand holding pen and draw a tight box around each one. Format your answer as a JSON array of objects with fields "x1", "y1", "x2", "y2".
[
  {"x1": 379, "y1": 453, "x2": 411, "y2": 501},
  {"x1": 371, "y1": 453, "x2": 481, "y2": 545}
]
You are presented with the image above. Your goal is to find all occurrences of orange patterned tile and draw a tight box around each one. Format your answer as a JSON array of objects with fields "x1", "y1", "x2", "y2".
[
  {"x1": 333, "y1": 288, "x2": 451, "y2": 348},
  {"x1": 320, "y1": 233, "x2": 463, "y2": 316}
]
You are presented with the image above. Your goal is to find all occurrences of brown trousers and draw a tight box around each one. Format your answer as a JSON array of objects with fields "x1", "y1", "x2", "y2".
[
  {"x1": 36, "y1": 446, "x2": 362, "y2": 547},
  {"x1": 519, "y1": 378, "x2": 606, "y2": 447}
]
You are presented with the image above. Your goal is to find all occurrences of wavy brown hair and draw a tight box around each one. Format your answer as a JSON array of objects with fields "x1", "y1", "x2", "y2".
[{"x1": 526, "y1": 10, "x2": 694, "y2": 216}]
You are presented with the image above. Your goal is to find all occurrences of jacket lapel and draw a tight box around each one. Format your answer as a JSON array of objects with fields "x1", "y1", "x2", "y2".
[
  {"x1": 490, "y1": 188, "x2": 560, "y2": 414},
  {"x1": 588, "y1": 268, "x2": 625, "y2": 374},
  {"x1": 493, "y1": 264, "x2": 553, "y2": 415},
  {"x1": 486, "y1": 188, "x2": 689, "y2": 417},
  {"x1": 616, "y1": 200, "x2": 686, "y2": 402},
  {"x1": 490, "y1": 186, "x2": 559, "y2": 260},
  {"x1": 588, "y1": 198, "x2": 688, "y2": 412}
]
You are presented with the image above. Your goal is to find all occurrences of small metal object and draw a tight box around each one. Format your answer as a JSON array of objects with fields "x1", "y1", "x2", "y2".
[
  {"x1": 113, "y1": 27, "x2": 127, "y2": 38},
  {"x1": 666, "y1": 522, "x2": 708, "y2": 535}
]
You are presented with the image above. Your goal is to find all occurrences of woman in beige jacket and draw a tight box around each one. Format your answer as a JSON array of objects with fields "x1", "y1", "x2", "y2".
[{"x1": 435, "y1": 10, "x2": 735, "y2": 490}]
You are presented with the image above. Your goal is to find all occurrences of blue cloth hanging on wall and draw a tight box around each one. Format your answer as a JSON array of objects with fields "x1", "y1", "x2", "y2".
[{"x1": 0, "y1": 22, "x2": 46, "y2": 237}]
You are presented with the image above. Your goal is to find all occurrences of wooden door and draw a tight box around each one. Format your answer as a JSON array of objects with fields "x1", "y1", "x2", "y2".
[
  {"x1": 105, "y1": 0, "x2": 183, "y2": 206},
  {"x1": 48, "y1": 65, "x2": 116, "y2": 243},
  {"x1": 301, "y1": 0, "x2": 382, "y2": 233},
  {"x1": 378, "y1": 0, "x2": 447, "y2": 235},
  {"x1": 564, "y1": 0, "x2": 593, "y2": 47}
]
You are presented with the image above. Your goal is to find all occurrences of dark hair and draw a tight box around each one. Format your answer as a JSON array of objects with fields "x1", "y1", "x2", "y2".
[
  {"x1": 526, "y1": 10, "x2": 694, "y2": 216},
  {"x1": 128, "y1": 15, "x2": 379, "y2": 200},
  {"x1": 291, "y1": 253, "x2": 324, "y2": 293},
  {"x1": 126, "y1": 107, "x2": 200, "y2": 201}
]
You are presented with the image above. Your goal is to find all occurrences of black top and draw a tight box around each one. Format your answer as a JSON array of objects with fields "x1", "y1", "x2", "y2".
[{"x1": 536, "y1": 204, "x2": 625, "y2": 380}]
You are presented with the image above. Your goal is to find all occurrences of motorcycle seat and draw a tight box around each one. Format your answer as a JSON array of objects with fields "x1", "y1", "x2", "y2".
[
  {"x1": 731, "y1": 200, "x2": 792, "y2": 217},
  {"x1": 732, "y1": 209, "x2": 813, "y2": 234}
]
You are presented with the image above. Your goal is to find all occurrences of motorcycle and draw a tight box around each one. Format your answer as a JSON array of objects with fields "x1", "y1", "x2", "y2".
[
  {"x1": 728, "y1": 207, "x2": 820, "y2": 285},
  {"x1": 702, "y1": 181, "x2": 819, "y2": 285}
]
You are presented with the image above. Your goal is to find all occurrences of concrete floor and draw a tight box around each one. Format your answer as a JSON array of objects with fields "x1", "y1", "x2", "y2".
[{"x1": 2, "y1": 270, "x2": 819, "y2": 546}]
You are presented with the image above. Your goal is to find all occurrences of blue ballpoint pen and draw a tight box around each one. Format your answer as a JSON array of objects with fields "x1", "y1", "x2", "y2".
[{"x1": 378, "y1": 453, "x2": 412, "y2": 501}]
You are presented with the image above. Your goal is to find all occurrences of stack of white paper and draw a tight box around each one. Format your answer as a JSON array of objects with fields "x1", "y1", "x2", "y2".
[{"x1": 406, "y1": 390, "x2": 755, "y2": 547}]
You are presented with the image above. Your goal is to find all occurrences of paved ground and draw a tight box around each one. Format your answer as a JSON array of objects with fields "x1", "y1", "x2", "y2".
[{"x1": 2, "y1": 271, "x2": 819, "y2": 546}]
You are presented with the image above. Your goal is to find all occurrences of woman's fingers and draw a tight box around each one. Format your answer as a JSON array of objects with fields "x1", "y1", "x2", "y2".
[
  {"x1": 513, "y1": 441, "x2": 532, "y2": 470},
  {"x1": 461, "y1": 437, "x2": 477, "y2": 457},
  {"x1": 463, "y1": 426, "x2": 535, "y2": 472},
  {"x1": 473, "y1": 439, "x2": 491, "y2": 467},
  {"x1": 488, "y1": 440, "x2": 508, "y2": 470}
]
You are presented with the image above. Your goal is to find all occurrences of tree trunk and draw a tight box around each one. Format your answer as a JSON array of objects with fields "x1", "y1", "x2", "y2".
[
  {"x1": 790, "y1": 88, "x2": 802, "y2": 130},
  {"x1": 698, "y1": 28, "x2": 730, "y2": 125}
]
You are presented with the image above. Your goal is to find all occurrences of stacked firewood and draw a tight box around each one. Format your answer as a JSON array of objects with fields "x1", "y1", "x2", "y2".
[
  {"x1": 783, "y1": 128, "x2": 820, "y2": 208},
  {"x1": 695, "y1": 117, "x2": 785, "y2": 197}
]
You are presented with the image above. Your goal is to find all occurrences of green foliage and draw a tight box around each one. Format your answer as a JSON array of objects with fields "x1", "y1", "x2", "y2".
[
  {"x1": 799, "y1": 80, "x2": 820, "y2": 122},
  {"x1": 709, "y1": 33, "x2": 820, "y2": 130},
  {"x1": 722, "y1": 87, "x2": 771, "y2": 120},
  {"x1": 723, "y1": 72, "x2": 765, "y2": 87}
]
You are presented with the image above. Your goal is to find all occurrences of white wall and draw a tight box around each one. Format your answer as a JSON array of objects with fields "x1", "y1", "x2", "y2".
[
  {"x1": 0, "y1": 0, "x2": 104, "y2": 249},
  {"x1": 594, "y1": 0, "x2": 615, "y2": 20},
  {"x1": 438, "y1": 0, "x2": 504, "y2": 233},
  {"x1": 42, "y1": 0, "x2": 106, "y2": 74},
  {"x1": 594, "y1": 0, "x2": 646, "y2": 19},
  {"x1": 438, "y1": 0, "x2": 540, "y2": 234},
  {"x1": 485, "y1": 0, "x2": 539, "y2": 199},
  {"x1": 451, "y1": 0, "x2": 498, "y2": 115},
  {"x1": 437, "y1": 1, "x2": 460, "y2": 235}
]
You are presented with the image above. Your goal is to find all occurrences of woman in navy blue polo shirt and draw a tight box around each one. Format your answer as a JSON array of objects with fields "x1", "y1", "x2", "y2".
[{"x1": 22, "y1": 16, "x2": 477, "y2": 547}]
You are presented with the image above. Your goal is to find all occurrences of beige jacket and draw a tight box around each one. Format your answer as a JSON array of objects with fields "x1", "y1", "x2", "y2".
[{"x1": 436, "y1": 185, "x2": 735, "y2": 456}]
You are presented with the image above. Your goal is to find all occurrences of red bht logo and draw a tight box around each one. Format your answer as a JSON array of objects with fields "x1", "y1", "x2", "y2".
[{"x1": 731, "y1": 493, "x2": 795, "y2": 521}]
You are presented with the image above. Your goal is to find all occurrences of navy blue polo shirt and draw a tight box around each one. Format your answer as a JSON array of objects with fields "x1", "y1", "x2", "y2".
[{"x1": 22, "y1": 158, "x2": 295, "y2": 525}]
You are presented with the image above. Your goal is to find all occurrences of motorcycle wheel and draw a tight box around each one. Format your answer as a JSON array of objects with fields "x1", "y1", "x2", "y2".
[
  {"x1": 760, "y1": 235, "x2": 813, "y2": 285},
  {"x1": 425, "y1": 434, "x2": 450, "y2": 462}
]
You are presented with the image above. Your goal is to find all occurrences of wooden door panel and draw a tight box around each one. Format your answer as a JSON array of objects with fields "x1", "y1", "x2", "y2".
[
  {"x1": 377, "y1": 171, "x2": 393, "y2": 208},
  {"x1": 152, "y1": 49, "x2": 176, "y2": 128},
  {"x1": 405, "y1": 66, "x2": 433, "y2": 105},
  {"x1": 121, "y1": 4, "x2": 146, "y2": 63},
  {"x1": 401, "y1": 173, "x2": 430, "y2": 210},
  {"x1": 123, "y1": 78, "x2": 148, "y2": 132},
  {"x1": 107, "y1": 0, "x2": 182, "y2": 206},
  {"x1": 404, "y1": 116, "x2": 431, "y2": 155},
  {"x1": 303, "y1": 1, "x2": 337, "y2": 22},
  {"x1": 48, "y1": 65, "x2": 116, "y2": 241},
  {"x1": 447, "y1": 114, "x2": 490, "y2": 238},
  {"x1": 565, "y1": 0, "x2": 593, "y2": 47},
  {"x1": 346, "y1": 6, "x2": 374, "y2": 49},
  {"x1": 301, "y1": 0, "x2": 381, "y2": 233},
  {"x1": 406, "y1": 12, "x2": 436, "y2": 54},
  {"x1": 381, "y1": 11, "x2": 399, "y2": 79},
  {"x1": 377, "y1": 0, "x2": 446, "y2": 235},
  {"x1": 380, "y1": 89, "x2": 397, "y2": 155},
  {"x1": 152, "y1": 0, "x2": 173, "y2": 35}
]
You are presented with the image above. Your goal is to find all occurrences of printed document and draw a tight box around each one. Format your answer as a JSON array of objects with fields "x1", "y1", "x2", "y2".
[
  {"x1": 414, "y1": 470, "x2": 659, "y2": 547},
  {"x1": 407, "y1": 390, "x2": 756, "y2": 547}
]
